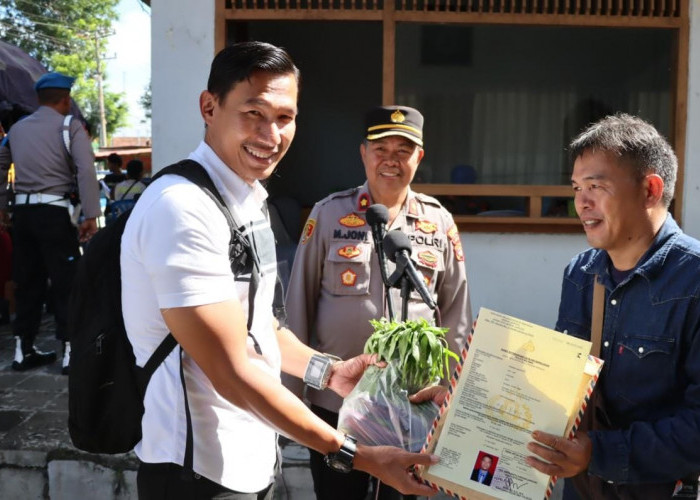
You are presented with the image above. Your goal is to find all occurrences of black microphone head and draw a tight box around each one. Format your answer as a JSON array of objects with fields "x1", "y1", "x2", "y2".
[
  {"x1": 366, "y1": 204, "x2": 389, "y2": 226},
  {"x1": 383, "y1": 230, "x2": 412, "y2": 262}
]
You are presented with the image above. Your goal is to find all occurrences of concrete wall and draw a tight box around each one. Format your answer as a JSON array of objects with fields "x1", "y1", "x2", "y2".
[
  {"x1": 150, "y1": 0, "x2": 214, "y2": 171},
  {"x1": 151, "y1": 1, "x2": 700, "y2": 327}
]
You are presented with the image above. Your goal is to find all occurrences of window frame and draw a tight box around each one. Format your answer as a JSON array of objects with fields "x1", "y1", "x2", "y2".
[{"x1": 216, "y1": 0, "x2": 689, "y2": 233}]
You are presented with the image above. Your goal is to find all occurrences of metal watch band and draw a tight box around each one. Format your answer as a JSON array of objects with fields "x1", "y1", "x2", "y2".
[
  {"x1": 324, "y1": 434, "x2": 357, "y2": 473},
  {"x1": 303, "y1": 353, "x2": 340, "y2": 391}
]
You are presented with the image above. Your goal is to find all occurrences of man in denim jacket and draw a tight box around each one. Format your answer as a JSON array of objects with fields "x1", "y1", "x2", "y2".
[{"x1": 526, "y1": 114, "x2": 700, "y2": 498}]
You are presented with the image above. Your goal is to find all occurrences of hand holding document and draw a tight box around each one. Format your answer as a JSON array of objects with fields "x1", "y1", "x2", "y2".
[{"x1": 418, "y1": 308, "x2": 603, "y2": 500}]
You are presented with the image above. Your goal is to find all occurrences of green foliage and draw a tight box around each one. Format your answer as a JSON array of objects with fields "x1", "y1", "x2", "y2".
[
  {"x1": 139, "y1": 82, "x2": 151, "y2": 120},
  {"x1": 0, "y1": 0, "x2": 127, "y2": 137},
  {"x1": 365, "y1": 318, "x2": 458, "y2": 393}
]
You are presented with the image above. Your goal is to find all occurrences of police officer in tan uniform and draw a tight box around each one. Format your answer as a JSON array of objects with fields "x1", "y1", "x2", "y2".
[
  {"x1": 285, "y1": 105, "x2": 472, "y2": 500},
  {"x1": 0, "y1": 72, "x2": 100, "y2": 373}
]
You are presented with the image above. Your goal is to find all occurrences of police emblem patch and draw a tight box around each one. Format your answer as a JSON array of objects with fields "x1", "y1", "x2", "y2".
[
  {"x1": 340, "y1": 269, "x2": 357, "y2": 286},
  {"x1": 417, "y1": 251, "x2": 438, "y2": 268},
  {"x1": 415, "y1": 219, "x2": 438, "y2": 234},
  {"x1": 339, "y1": 213, "x2": 366, "y2": 228},
  {"x1": 338, "y1": 245, "x2": 361, "y2": 259},
  {"x1": 390, "y1": 110, "x2": 405, "y2": 123},
  {"x1": 301, "y1": 219, "x2": 316, "y2": 245}
]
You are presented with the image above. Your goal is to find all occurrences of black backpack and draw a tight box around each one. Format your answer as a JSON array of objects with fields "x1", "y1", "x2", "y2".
[{"x1": 67, "y1": 159, "x2": 260, "y2": 456}]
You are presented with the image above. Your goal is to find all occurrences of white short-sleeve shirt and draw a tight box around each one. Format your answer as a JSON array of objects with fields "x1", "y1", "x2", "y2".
[{"x1": 121, "y1": 141, "x2": 281, "y2": 492}]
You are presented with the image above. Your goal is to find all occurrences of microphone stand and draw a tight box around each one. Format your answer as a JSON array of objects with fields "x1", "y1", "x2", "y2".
[
  {"x1": 387, "y1": 254, "x2": 413, "y2": 322},
  {"x1": 377, "y1": 239, "x2": 396, "y2": 321}
]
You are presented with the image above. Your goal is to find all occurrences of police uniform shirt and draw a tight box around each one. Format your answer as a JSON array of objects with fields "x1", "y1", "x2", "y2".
[
  {"x1": 0, "y1": 106, "x2": 100, "y2": 217},
  {"x1": 285, "y1": 181, "x2": 472, "y2": 413}
]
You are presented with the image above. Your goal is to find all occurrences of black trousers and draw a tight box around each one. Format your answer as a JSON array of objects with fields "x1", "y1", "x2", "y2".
[
  {"x1": 309, "y1": 405, "x2": 416, "y2": 500},
  {"x1": 138, "y1": 462, "x2": 275, "y2": 500},
  {"x1": 11, "y1": 205, "x2": 80, "y2": 350}
]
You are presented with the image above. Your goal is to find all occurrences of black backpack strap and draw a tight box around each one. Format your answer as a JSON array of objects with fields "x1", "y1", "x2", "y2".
[
  {"x1": 155, "y1": 160, "x2": 263, "y2": 353},
  {"x1": 140, "y1": 333, "x2": 178, "y2": 389}
]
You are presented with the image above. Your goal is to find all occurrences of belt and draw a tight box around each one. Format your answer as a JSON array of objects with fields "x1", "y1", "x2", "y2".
[{"x1": 14, "y1": 193, "x2": 71, "y2": 208}]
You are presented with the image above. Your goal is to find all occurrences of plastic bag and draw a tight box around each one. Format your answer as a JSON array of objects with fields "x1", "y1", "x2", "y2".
[{"x1": 337, "y1": 361, "x2": 439, "y2": 452}]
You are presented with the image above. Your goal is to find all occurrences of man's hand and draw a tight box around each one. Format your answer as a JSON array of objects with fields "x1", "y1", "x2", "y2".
[
  {"x1": 327, "y1": 353, "x2": 383, "y2": 397},
  {"x1": 525, "y1": 430, "x2": 592, "y2": 478},
  {"x1": 78, "y1": 217, "x2": 98, "y2": 242},
  {"x1": 409, "y1": 385, "x2": 448, "y2": 406},
  {"x1": 355, "y1": 444, "x2": 439, "y2": 496}
]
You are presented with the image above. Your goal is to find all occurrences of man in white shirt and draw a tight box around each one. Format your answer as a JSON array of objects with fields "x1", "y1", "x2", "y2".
[{"x1": 121, "y1": 41, "x2": 439, "y2": 499}]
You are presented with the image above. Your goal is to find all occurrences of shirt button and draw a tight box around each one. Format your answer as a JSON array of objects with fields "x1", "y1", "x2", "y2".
[
  {"x1": 610, "y1": 299, "x2": 617, "y2": 305},
  {"x1": 638, "y1": 347, "x2": 644, "y2": 354},
  {"x1": 603, "y1": 341, "x2": 610, "y2": 348}
]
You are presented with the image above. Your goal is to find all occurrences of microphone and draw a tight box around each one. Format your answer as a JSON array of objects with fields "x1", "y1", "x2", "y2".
[
  {"x1": 383, "y1": 230, "x2": 437, "y2": 310},
  {"x1": 366, "y1": 204, "x2": 390, "y2": 287}
]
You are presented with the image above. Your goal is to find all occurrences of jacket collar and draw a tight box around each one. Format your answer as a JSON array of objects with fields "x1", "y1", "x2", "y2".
[{"x1": 582, "y1": 214, "x2": 681, "y2": 283}]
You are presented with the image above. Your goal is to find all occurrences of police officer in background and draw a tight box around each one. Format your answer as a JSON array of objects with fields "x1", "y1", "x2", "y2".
[
  {"x1": 285, "y1": 105, "x2": 472, "y2": 500},
  {"x1": 0, "y1": 72, "x2": 100, "y2": 373}
]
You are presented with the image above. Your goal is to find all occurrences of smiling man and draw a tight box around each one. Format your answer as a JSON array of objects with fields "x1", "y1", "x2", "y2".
[
  {"x1": 285, "y1": 105, "x2": 471, "y2": 500},
  {"x1": 120, "y1": 44, "x2": 440, "y2": 500},
  {"x1": 526, "y1": 114, "x2": 700, "y2": 498}
]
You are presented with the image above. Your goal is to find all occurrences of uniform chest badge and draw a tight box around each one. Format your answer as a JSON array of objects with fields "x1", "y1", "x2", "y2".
[
  {"x1": 417, "y1": 251, "x2": 438, "y2": 269},
  {"x1": 415, "y1": 219, "x2": 437, "y2": 234},
  {"x1": 301, "y1": 218, "x2": 316, "y2": 245},
  {"x1": 339, "y1": 213, "x2": 366, "y2": 228},
  {"x1": 340, "y1": 268, "x2": 357, "y2": 286},
  {"x1": 338, "y1": 245, "x2": 361, "y2": 259},
  {"x1": 358, "y1": 193, "x2": 370, "y2": 211}
]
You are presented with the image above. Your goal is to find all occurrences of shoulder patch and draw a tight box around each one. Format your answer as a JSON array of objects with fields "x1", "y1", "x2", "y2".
[
  {"x1": 446, "y1": 224, "x2": 464, "y2": 261},
  {"x1": 339, "y1": 213, "x2": 366, "y2": 228},
  {"x1": 301, "y1": 218, "x2": 316, "y2": 244}
]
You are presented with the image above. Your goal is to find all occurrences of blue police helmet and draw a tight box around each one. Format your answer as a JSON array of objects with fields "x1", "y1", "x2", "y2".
[{"x1": 34, "y1": 72, "x2": 76, "y2": 91}]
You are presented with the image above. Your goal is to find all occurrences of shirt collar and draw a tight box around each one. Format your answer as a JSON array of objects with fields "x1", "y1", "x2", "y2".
[
  {"x1": 360, "y1": 181, "x2": 422, "y2": 219},
  {"x1": 583, "y1": 214, "x2": 681, "y2": 281},
  {"x1": 188, "y1": 141, "x2": 268, "y2": 213}
]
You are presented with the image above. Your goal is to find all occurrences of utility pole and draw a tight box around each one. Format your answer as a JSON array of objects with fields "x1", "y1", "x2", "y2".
[{"x1": 94, "y1": 32, "x2": 108, "y2": 147}]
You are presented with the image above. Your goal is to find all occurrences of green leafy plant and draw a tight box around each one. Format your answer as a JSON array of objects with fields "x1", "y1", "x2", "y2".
[{"x1": 364, "y1": 317, "x2": 458, "y2": 393}]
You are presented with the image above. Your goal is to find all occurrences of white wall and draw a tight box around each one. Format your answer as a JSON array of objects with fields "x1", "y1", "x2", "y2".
[
  {"x1": 151, "y1": 0, "x2": 214, "y2": 172},
  {"x1": 683, "y1": 0, "x2": 700, "y2": 240},
  {"x1": 462, "y1": 233, "x2": 588, "y2": 328}
]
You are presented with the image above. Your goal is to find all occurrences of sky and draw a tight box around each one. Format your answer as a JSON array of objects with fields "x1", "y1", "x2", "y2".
[{"x1": 105, "y1": 0, "x2": 151, "y2": 138}]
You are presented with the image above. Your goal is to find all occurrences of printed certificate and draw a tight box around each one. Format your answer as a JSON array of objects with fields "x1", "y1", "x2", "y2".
[{"x1": 418, "y1": 308, "x2": 603, "y2": 500}]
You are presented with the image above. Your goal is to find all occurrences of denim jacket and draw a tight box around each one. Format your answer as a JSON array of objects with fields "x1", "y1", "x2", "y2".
[{"x1": 556, "y1": 215, "x2": 700, "y2": 484}]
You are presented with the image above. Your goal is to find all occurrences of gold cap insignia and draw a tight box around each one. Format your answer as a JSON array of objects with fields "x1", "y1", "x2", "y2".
[{"x1": 390, "y1": 110, "x2": 405, "y2": 123}]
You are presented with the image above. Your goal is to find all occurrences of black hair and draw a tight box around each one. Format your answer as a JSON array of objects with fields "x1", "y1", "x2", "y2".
[
  {"x1": 126, "y1": 159, "x2": 144, "y2": 180},
  {"x1": 207, "y1": 41, "x2": 300, "y2": 103},
  {"x1": 37, "y1": 88, "x2": 70, "y2": 105},
  {"x1": 107, "y1": 153, "x2": 122, "y2": 166},
  {"x1": 569, "y1": 113, "x2": 677, "y2": 207}
]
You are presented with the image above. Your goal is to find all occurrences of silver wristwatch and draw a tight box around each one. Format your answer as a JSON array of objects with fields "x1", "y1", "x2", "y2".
[{"x1": 303, "y1": 353, "x2": 341, "y2": 391}]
